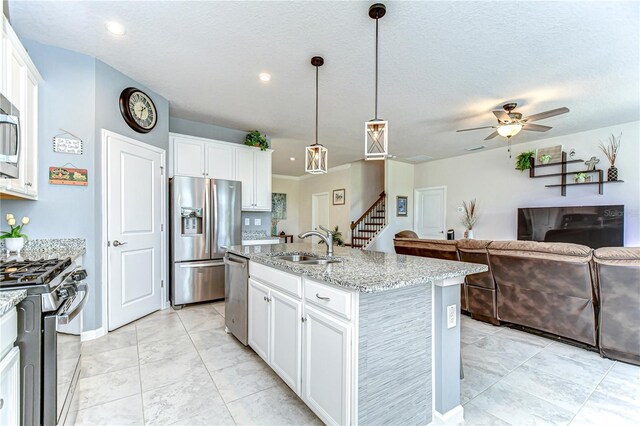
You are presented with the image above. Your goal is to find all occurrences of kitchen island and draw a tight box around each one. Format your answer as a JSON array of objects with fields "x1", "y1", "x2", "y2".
[{"x1": 227, "y1": 243, "x2": 487, "y2": 425}]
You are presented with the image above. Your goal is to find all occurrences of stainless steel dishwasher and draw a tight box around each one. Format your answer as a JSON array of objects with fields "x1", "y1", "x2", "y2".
[{"x1": 224, "y1": 252, "x2": 249, "y2": 345}]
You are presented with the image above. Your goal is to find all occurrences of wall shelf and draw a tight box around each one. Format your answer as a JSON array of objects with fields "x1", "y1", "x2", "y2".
[{"x1": 527, "y1": 151, "x2": 622, "y2": 196}]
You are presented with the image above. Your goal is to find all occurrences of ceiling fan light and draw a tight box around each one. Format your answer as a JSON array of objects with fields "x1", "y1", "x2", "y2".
[
  {"x1": 497, "y1": 123, "x2": 523, "y2": 138},
  {"x1": 365, "y1": 120, "x2": 388, "y2": 160},
  {"x1": 305, "y1": 144, "x2": 328, "y2": 174}
]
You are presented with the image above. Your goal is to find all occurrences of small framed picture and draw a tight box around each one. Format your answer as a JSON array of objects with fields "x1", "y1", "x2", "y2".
[
  {"x1": 333, "y1": 189, "x2": 345, "y2": 205},
  {"x1": 396, "y1": 196, "x2": 408, "y2": 217}
]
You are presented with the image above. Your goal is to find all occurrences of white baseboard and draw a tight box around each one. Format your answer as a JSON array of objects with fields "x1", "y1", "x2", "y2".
[
  {"x1": 81, "y1": 326, "x2": 107, "y2": 342},
  {"x1": 433, "y1": 405, "x2": 464, "y2": 425}
]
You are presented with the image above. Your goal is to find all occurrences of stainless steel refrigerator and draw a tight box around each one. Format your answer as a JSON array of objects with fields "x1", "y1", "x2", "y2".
[{"x1": 170, "y1": 176, "x2": 241, "y2": 307}]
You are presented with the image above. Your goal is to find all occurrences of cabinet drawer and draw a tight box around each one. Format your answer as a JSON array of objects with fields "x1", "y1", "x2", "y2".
[
  {"x1": 304, "y1": 279, "x2": 353, "y2": 321},
  {"x1": 250, "y1": 261, "x2": 302, "y2": 298},
  {"x1": 0, "y1": 308, "x2": 17, "y2": 360}
]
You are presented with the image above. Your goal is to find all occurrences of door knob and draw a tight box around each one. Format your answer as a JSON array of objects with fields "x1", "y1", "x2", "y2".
[{"x1": 112, "y1": 240, "x2": 127, "y2": 247}]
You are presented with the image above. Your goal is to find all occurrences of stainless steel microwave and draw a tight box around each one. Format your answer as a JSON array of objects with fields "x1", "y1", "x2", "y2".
[{"x1": 0, "y1": 93, "x2": 21, "y2": 179}]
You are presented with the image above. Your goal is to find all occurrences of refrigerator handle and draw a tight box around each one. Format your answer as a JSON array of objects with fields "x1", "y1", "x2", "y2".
[
  {"x1": 204, "y1": 181, "x2": 210, "y2": 254},
  {"x1": 213, "y1": 182, "x2": 219, "y2": 254}
]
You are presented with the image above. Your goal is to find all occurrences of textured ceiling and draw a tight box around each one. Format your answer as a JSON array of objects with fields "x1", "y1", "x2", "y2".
[{"x1": 8, "y1": 0, "x2": 640, "y2": 176}]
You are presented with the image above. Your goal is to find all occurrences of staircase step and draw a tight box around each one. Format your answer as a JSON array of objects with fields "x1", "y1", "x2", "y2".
[
  {"x1": 370, "y1": 216, "x2": 384, "y2": 219},
  {"x1": 352, "y1": 236, "x2": 370, "y2": 240},
  {"x1": 356, "y1": 230, "x2": 378, "y2": 233},
  {"x1": 364, "y1": 222, "x2": 383, "y2": 226}
]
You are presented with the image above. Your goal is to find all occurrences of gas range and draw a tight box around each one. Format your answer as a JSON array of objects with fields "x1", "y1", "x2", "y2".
[
  {"x1": 0, "y1": 257, "x2": 86, "y2": 311},
  {"x1": 0, "y1": 256, "x2": 89, "y2": 425}
]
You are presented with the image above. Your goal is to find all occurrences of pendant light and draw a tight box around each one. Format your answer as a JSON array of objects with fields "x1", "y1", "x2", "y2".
[
  {"x1": 305, "y1": 56, "x2": 328, "y2": 174},
  {"x1": 365, "y1": 3, "x2": 388, "y2": 161}
]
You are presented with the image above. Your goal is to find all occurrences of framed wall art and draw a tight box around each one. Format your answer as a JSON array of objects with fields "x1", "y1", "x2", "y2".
[
  {"x1": 333, "y1": 189, "x2": 345, "y2": 205},
  {"x1": 396, "y1": 196, "x2": 408, "y2": 217}
]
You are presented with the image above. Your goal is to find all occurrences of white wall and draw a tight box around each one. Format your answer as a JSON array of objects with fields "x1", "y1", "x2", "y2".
[
  {"x1": 369, "y1": 160, "x2": 415, "y2": 253},
  {"x1": 350, "y1": 160, "x2": 385, "y2": 222},
  {"x1": 413, "y1": 121, "x2": 640, "y2": 246}
]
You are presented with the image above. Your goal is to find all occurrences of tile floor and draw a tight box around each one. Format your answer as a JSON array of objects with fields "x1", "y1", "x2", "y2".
[
  {"x1": 459, "y1": 315, "x2": 640, "y2": 426},
  {"x1": 67, "y1": 303, "x2": 640, "y2": 426}
]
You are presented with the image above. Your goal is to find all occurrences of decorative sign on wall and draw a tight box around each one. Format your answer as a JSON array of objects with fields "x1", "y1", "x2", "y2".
[
  {"x1": 53, "y1": 129, "x2": 83, "y2": 154},
  {"x1": 49, "y1": 166, "x2": 88, "y2": 186}
]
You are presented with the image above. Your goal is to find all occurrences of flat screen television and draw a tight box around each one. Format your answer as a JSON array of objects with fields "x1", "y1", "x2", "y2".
[{"x1": 517, "y1": 205, "x2": 624, "y2": 248}]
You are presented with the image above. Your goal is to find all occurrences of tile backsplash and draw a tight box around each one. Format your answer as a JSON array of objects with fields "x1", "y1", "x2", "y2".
[{"x1": 241, "y1": 211, "x2": 272, "y2": 236}]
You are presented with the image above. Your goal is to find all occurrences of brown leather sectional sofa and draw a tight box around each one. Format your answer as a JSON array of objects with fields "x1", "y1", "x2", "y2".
[{"x1": 393, "y1": 234, "x2": 640, "y2": 365}]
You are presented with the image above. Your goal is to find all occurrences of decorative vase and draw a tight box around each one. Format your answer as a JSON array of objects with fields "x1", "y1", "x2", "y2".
[
  {"x1": 607, "y1": 166, "x2": 618, "y2": 181},
  {"x1": 5, "y1": 237, "x2": 24, "y2": 253},
  {"x1": 465, "y1": 229, "x2": 474, "y2": 239}
]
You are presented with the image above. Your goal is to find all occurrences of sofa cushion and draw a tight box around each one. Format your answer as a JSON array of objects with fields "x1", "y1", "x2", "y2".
[
  {"x1": 488, "y1": 240, "x2": 592, "y2": 262},
  {"x1": 594, "y1": 247, "x2": 640, "y2": 266},
  {"x1": 394, "y1": 230, "x2": 419, "y2": 239},
  {"x1": 457, "y1": 239, "x2": 492, "y2": 252},
  {"x1": 393, "y1": 238, "x2": 459, "y2": 261}
]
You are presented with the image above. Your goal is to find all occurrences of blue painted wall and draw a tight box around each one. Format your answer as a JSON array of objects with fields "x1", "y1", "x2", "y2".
[
  {"x1": 0, "y1": 38, "x2": 169, "y2": 331},
  {"x1": 169, "y1": 117, "x2": 247, "y2": 145}
]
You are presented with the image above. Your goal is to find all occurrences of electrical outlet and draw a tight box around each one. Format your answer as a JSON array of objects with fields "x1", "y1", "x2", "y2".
[
  {"x1": 254, "y1": 218, "x2": 261, "y2": 226},
  {"x1": 447, "y1": 305, "x2": 457, "y2": 329},
  {"x1": 244, "y1": 218, "x2": 250, "y2": 226}
]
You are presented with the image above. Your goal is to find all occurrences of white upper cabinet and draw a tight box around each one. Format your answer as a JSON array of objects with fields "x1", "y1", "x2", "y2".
[
  {"x1": 205, "y1": 142, "x2": 235, "y2": 180},
  {"x1": 0, "y1": 16, "x2": 41, "y2": 200},
  {"x1": 172, "y1": 136, "x2": 206, "y2": 177},
  {"x1": 170, "y1": 133, "x2": 272, "y2": 212}
]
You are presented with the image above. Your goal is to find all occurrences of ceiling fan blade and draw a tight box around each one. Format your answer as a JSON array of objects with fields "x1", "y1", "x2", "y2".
[
  {"x1": 456, "y1": 126, "x2": 496, "y2": 132},
  {"x1": 522, "y1": 123, "x2": 552, "y2": 132},
  {"x1": 493, "y1": 110, "x2": 511, "y2": 123},
  {"x1": 523, "y1": 107, "x2": 569, "y2": 122},
  {"x1": 484, "y1": 131, "x2": 499, "y2": 140}
]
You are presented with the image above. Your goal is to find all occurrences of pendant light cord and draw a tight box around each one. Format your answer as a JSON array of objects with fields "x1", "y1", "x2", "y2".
[
  {"x1": 374, "y1": 16, "x2": 379, "y2": 120},
  {"x1": 315, "y1": 65, "x2": 319, "y2": 145}
]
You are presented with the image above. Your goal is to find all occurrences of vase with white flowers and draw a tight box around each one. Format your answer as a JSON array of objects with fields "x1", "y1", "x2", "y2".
[
  {"x1": 460, "y1": 199, "x2": 479, "y2": 239},
  {"x1": 1, "y1": 213, "x2": 30, "y2": 252}
]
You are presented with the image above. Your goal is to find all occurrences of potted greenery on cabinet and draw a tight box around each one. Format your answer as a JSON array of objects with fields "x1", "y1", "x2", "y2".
[{"x1": 245, "y1": 130, "x2": 269, "y2": 151}]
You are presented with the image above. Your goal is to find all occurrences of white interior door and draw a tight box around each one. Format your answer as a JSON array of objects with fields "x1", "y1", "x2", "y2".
[
  {"x1": 414, "y1": 187, "x2": 447, "y2": 239},
  {"x1": 107, "y1": 132, "x2": 164, "y2": 331},
  {"x1": 311, "y1": 193, "x2": 330, "y2": 244}
]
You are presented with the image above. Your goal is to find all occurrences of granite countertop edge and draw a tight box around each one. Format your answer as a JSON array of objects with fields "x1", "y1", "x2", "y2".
[
  {"x1": 227, "y1": 244, "x2": 488, "y2": 293},
  {"x1": 0, "y1": 247, "x2": 86, "y2": 262},
  {"x1": 0, "y1": 290, "x2": 27, "y2": 316}
]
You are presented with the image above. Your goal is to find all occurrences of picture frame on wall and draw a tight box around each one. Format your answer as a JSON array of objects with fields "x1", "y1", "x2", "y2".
[
  {"x1": 333, "y1": 189, "x2": 345, "y2": 205},
  {"x1": 396, "y1": 196, "x2": 408, "y2": 217}
]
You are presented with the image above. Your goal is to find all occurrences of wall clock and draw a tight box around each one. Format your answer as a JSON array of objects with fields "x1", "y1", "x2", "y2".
[{"x1": 119, "y1": 87, "x2": 157, "y2": 133}]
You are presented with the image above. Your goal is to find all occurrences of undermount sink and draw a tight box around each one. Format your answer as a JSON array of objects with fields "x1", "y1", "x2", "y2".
[
  {"x1": 273, "y1": 254, "x2": 341, "y2": 265},
  {"x1": 274, "y1": 254, "x2": 319, "y2": 262},
  {"x1": 297, "y1": 259, "x2": 342, "y2": 265}
]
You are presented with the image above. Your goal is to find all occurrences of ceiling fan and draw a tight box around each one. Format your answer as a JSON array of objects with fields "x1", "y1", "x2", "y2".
[{"x1": 456, "y1": 102, "x2": 570, "y2": 141}]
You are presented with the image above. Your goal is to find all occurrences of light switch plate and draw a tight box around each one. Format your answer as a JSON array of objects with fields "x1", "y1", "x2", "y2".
[
  {"x1": 254, "y1": 218, "x2": 261, "y2": 226},
  {"x1": 447, "y1": 305, "x2": 457, "y2": 329},
  {"x1": 244, "y1": 218, "x2": 250, "y2": 226}
]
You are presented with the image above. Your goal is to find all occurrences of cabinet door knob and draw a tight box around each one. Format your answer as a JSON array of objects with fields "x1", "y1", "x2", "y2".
[
  {"x1": 263, "y1": 296, "x2": 267, "y2": 301},
  {"x1": 25, "y1": 182, "x2": 32, "y2": 187},
  {"x1": 301, "y1": 316, "x2": 307, "y2": 323},
  {"x1": 0, "y1": 397, "x2": 4, "y2": 409}
]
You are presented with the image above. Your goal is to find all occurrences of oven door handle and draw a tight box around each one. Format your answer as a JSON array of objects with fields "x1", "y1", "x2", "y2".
[{"x1": 58, "y1": 283, "x2": 89, "y2": 325}]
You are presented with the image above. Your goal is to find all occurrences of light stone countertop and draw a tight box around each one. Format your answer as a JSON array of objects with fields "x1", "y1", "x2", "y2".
[
  {"x1": 227, "y1": 243, "x2": 487, "y2": 293},
  {"x1": 0, "y1": 289, "x2": 27, "y2": 316},
  {"x1": 0, "y1": 238, "x2": 86, "y2": 262}
]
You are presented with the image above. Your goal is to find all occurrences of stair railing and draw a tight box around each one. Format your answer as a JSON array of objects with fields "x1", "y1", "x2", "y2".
[{"x1": 350, "y1": 192, "x2": 386, "y2": 248}]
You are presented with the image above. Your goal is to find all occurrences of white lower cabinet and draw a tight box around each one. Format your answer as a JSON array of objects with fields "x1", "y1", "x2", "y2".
[
  {"x1": 248, "y1": 278, "x2": 303, "y2": 394},
  {"x1": 248, "y1": 278, "x2": 270, "y2": 361},
  {"x1": 270, "y1": 289, "x2": 302, "y2": 394},
  {"x1": 302, "y1": 305, "x2": 351, "y2": 426},
  {"x1": 248, "y1": 264, "x2": 355, "y2": 425}
]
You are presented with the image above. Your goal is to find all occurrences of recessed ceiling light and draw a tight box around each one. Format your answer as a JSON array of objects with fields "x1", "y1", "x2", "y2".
[
  {"x1": 289, "y1": 157, "x2": 295, "y2": 161},
  {"x1": 259, "y1": 73, "x2": 271, "y2": 82},
  {"x1": 106, "y1": 21, "x2": 126, "y2": 36}
]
